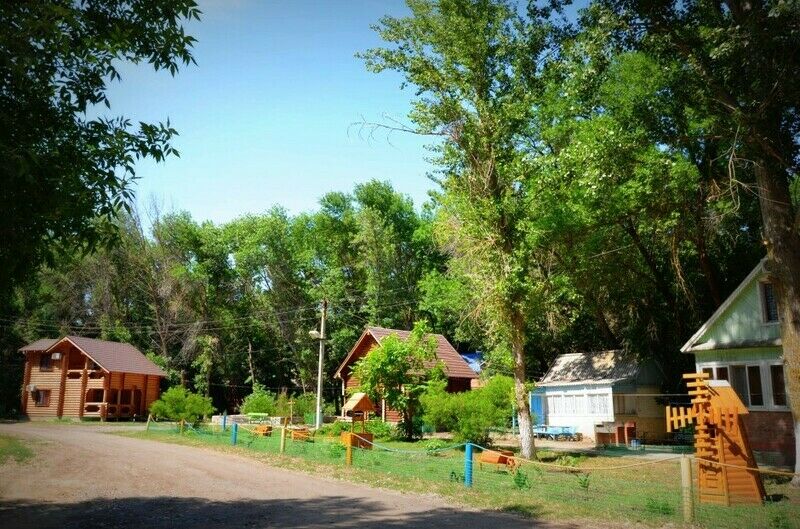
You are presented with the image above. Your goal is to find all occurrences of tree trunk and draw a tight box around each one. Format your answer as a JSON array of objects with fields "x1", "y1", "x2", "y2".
[
  {"x1": 511, "y1": 309, "x2": 536, "y2": 459},
  {"x1": 247, "y1": 340, "x2": 256, "y2": 386},
  {"x1": 755, "y1": 162, "x2": 800, "y2": 484}
]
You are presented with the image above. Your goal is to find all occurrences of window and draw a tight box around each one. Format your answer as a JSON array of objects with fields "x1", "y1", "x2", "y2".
[
  {"x1": 716, "y1": 366, "x2": 729, "y2": 381},
  {"x1": 588, "y1": 394, "x2": 609, "y2": 415},
  {"x1": 547, "y1": 395, "x2": 563, "y2": 415},
  {"x1": 747, "y1": 365, "x2": 764, "y2": 406},
  {"x1": 39, "y1": 354, "x2": 52, "y2": 371},
  {"x1": 771, "y1": 365, "x2": 787, "y2": 407},
  {"x1": 761, "y1": 282, "x2": 779, "y2": 323},
  {"x1": 33, "y1": 389, "x2": 51, "y2": 407},
  {"x1": 730, "y1": 366, "x2": 749, "y2": 406}
]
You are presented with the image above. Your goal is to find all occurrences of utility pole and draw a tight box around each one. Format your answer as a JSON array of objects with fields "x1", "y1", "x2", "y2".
[{"x1": 314, "y1": 299, "x2": 327, "y2": 429}]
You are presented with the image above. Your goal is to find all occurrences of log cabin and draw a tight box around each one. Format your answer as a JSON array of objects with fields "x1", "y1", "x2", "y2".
[
  {"x1": 333, "y1": 326, "x2": 477, "y2": 422},
  {"x1": 19, "y1": 336, "x2": 165, "y2": 420}
]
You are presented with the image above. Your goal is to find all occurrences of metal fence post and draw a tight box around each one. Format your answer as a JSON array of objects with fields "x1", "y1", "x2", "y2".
[
  {"x1": 346, "y1": 442, "x2": 353, "y2": 466},
  {"x1": 464, "y1": 443, "x2": 473, "y2": 487},
  {"x1": 146, "y1": 414, "x2": 152, "y2": 431},
  {"x1": 222, "y1": 411, "x2": 227, "y2": 432},
  {"x1": 681, "y1": 454, "x2": 694, "y2": 523},
  {"x1": 280, "y1": 425, "x2": 287, "y2": 454},
  {"x1": 231, "y1": 422, "x2": 238, "y2": 446}
]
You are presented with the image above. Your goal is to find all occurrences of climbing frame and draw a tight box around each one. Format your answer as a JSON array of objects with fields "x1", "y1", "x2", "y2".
[{"x1": 666, "y1": 372, "x2": 765, "y2": 505}]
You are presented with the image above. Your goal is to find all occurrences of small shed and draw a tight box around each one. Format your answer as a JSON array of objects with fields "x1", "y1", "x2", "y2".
[
  {"x1": 20, "y1": 336, "x2": 165, "y2": 420},
  {"x1": 532, "y1": 350, "x2": 666, "y2": 443}
]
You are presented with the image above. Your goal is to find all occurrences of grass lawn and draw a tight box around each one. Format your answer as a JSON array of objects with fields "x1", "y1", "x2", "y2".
[
  {"x1": 119, "y1": 424, "x2": 799, "y2": 529},
  {"x1": 0, "y1": 434, "x2": 34, "y2": 465}
]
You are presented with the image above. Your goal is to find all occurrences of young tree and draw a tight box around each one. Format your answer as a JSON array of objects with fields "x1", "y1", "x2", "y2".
[
  {"x1": 352, "y1": 322, "x2": 438, "y2": 439},
  {"x1": 598, "y1": 0, "x2": 800, "y2": 484},
  {"x1": 149, "y1": 386, "x2": 214, "y2": 426},
  {"x1": 359, "y1": 0, "x2": 557, "y2": 458}
]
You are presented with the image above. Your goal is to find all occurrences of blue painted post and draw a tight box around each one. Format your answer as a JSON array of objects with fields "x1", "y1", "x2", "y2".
[
  {"x1": 231, "y1": 422, "x2": 238, "y2": 445},
  {"x1": 464, "y1": 443, "x2": 473, "y2": 488},
  {"x1": 222, "y1": 411, "x2": 227, "y2": 432}
]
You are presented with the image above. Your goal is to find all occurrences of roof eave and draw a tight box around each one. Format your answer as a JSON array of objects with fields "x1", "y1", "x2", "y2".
[{"x1": 681, "y1": 258, "x2": 766, "y2": 353}]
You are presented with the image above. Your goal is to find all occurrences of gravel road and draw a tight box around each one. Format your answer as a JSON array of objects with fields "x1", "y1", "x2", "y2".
[{"x1": 0, "y1": 422, "x2": 579, "y2": 529}]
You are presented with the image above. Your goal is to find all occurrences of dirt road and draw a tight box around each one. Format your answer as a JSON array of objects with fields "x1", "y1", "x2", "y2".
[{"x1": 0, "y1": 422, "x2": 574, "y2": 529}]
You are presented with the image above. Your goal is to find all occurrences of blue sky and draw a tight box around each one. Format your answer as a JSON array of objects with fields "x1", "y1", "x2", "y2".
[{"x1": 105, "y1": 0, "x2": 435, "y2": 224}]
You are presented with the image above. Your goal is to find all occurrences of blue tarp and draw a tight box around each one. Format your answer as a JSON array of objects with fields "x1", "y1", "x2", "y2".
[{"x1": 460, "y1": 351, "x2": 483, "y2": 373}]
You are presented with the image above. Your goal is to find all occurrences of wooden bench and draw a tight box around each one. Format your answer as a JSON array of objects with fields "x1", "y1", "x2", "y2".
[
  {"x1": 478, "y1": 449, "x2": 520, "y2": 473},
  {"x1": 252, "y1": 424, "x2": 272, "y2": 436},
  {"x1": 290, "y1": 427, "x2": 314, "y2": 442}
]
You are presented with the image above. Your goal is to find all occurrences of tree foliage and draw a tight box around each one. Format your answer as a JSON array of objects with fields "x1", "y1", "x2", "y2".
[
  {"x1": 0, "y1": 0, "x2": 200, "y2": 303},
  {"x1": 352, "y1": 322, "x2": 439, "y2": 439},
  {"x1": 149, "y1": 386, "x2": 214, "y2": 425}
]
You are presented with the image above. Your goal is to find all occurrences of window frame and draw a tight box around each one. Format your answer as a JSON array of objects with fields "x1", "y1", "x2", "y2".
[
  {"x1": 33, "y1": 389, "x2": 51, "y2": 407},
  {"x1": 769, "y1": 363, "x2": 788, "y2": 408},
  {"x1": 39, "y1": 353, "x2": 53, "y2": 372},
  {"x1": 758, "y1": 280, "x2": 780, "y2": 325},
  {"x1": 696, "y1": 360, "x2": 789, "y2": 411}
]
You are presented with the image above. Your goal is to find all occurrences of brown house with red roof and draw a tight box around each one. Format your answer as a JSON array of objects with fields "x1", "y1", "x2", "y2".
[
  {"x1": 333, "y1": 326, "x2": 478, "y2": 422},
  {"x1": 20, "y1": 336, "x2": 165, "y2": 420}
]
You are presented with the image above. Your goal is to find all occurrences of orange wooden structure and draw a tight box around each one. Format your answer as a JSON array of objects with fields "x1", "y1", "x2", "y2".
[
  {"x1": 478, "y1": 449, "x2": 520, "y2": 473},
  {"x1": 20, "y1": 336, "x2": 164, "y2": 420},
  {"x1": 666, "y1": 372, "x2": 765, "y2": 505},
  {"x1": 340, "y1": 392, "x2": 375, "y2": 449}
]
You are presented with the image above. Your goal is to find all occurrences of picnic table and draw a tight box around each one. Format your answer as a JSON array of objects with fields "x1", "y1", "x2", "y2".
[{"x1": 533, "y1": 425, "x2": 582, "y2": 441}]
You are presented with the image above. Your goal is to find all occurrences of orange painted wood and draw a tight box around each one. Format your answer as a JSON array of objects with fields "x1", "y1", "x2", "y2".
[{"x1": 668, "y1": 373, "x2": 765, "y2": 506}]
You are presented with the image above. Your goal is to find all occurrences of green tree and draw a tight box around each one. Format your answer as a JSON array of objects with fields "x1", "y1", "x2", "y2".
[
  {"x1": 360, "y1": 0, "x2": 551, "y2": 458},
  {"x1": 149, "y1": 386, "x2": 214, "y2": 425},
  {"x1": 352, "y1": 322, "x2": 438, "y2": 439},
  {"x1": 0, "y1": 1, "x2": 200, "y2": 305},
  {"x1": 595, "y1": 0, "x2": 800, "y2": 482}
]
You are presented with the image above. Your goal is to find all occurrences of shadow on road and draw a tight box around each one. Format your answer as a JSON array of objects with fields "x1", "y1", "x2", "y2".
[{"x1": 0, "y1": 495, "x2": 570, "y2": 529}]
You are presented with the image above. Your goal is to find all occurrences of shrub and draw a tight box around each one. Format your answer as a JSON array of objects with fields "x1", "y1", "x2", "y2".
[
  {"x1": 240, "y1": 386, "x2": 277, "y2": 415},
  {"x1": 421, "y1": 375, "x2": 514, "y2": 445},
  {"x1": 513, "y1": 469, "x2": 532, "y2": 490},
  {"x1": 149, "y1": 386, "x2": 214, "y2": 425}
]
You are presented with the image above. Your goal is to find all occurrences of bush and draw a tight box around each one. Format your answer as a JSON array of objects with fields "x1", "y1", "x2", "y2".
[
  {"x1": 421, "y1": 375, "x2": 514, "y2": 445},
  {"x1": 240, "y1": 386, "x2": 277, "y2": 415},
  {"x1": 149, "y1": 386, "x2": 214, "y2": 425},
  {"x1": 241, "y1": 388, "x2": 333, "y2": 419}
]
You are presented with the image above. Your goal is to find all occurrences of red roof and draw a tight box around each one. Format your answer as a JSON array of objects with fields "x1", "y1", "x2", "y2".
[
  {"x1": 20, "y1": 336, "x2": 166, "y2": 377},
  {"x1": 334, "y1": 326, "x2": 477, "y2": 380},
  {"x1": 19, "y1": 338, "x2": 59, "y2": 352}
]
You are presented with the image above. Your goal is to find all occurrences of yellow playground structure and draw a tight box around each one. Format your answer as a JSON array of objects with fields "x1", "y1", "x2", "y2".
[{"x1": 666, "y1": 372, "x2": 765, "y2": 505}]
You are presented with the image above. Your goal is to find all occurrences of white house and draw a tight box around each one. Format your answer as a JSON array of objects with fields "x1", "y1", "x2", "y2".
[
  {"x1": 533, "y1": 350, "x2": 666, "y2": 443},
  {"x1": 682, "y1": 258, "x2": 793, "y2": 466}
]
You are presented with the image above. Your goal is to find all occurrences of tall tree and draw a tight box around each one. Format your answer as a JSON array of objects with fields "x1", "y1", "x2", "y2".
[
  {"x1": 598, "y1": 0, "x2": 800, "y2": 484},
  {"x1": 359, "y1": 0, "x2": 558, "y2": 458},
  {"x1": 0, "y1": 0, "x2": 200, "y2": 306}
]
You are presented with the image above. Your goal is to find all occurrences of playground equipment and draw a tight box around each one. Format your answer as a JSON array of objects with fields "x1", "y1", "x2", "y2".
[
  {"x1": 478, "y1": 448, "x2": 520, "y2": 473},
  {"x1": 533, "y1": 425, "x2": 583, "y2": 441},
  {"x1": 666, "y1": 372, "x2": 765, "y2": 505},
  {"x1": 340, "y1": 392, "x2": 375, "y2": 449}
]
